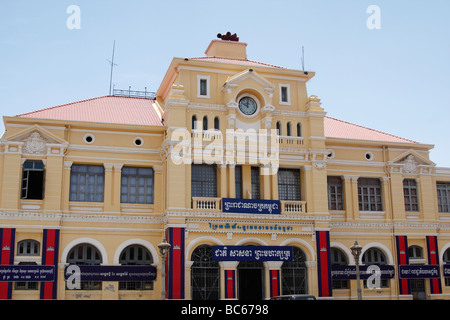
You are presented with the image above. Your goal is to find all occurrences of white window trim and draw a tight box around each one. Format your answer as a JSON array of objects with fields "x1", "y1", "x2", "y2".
[
  {"x1": 197, "y1": 75, "x2": 210, "y2": 99},
  {"x1": 279, "y1": 84, "x2": 291, "y2": 105}
]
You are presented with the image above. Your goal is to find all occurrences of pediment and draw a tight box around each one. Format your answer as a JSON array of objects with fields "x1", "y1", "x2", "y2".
[
  {"x1": 4, "y1": 125, "x2": 68, "y2": 155},
  {"x1": 223, "y1": 69, "x2": 275, "y2": 96},
  {"x1": 389, "y1": 149, "x2": 435, "y2": 174}
]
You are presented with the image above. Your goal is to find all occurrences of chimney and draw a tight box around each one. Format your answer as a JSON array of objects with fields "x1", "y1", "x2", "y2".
[{"x1": 205, "y1": 32, "x2": 247, "y2": 60}]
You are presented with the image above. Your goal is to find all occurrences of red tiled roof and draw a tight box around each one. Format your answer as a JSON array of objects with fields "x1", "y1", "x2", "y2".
[
  {"x1": 15, "y1": 96, "x2": 163, "y2": 126},
  {"x1": 14, "y1": 96, "x2": 416, "y2": 144},
  {"x1": 324, "y1": 116, "x2": 417, "y2": 144},
  {"x1": 189, "y1": 56, "x2": 287, "y2": 69}
]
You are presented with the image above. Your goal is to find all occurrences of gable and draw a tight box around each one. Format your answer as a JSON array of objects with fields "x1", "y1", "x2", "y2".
[
  {"x1": 388, "y1": 149, "x2": 435, "y2": 174},
  {"x1": 3, "y1": 124, "x2": 68, "y2": 156}
]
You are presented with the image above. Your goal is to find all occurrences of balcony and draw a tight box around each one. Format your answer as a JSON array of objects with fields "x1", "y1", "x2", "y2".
[
  {"x1": 277, "y1": 135, "x2": 304, "y2": 146},
  {"x1": 280, "y1": 200, "x2": 307, "y2": 214},
  {"x1": 192, "y1": 197, "x2": 306, "y2": 215},
  {"x1": 192, "y1": 197, "x2": 222, "y2": 211}
]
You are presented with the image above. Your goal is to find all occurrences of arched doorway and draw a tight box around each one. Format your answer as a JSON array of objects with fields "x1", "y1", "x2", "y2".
[
  {"x1": 281, "y1": 246, "x2": 308, "y2": 294},
  {"x1": 238, "y1": 261, "x2": 265, "y2": 300},
  {"x1": 191, "y1": 245, "x2": 220, "y2": 300}
]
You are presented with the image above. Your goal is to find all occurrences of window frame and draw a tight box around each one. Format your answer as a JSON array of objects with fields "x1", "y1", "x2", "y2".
[
  {"x1": 119, "y1": 245, "x2": 154, "y2": 291},
  {"x1": 120, "y1": 167, "x2": 154, "y2": 204},
  {"x1": 437, "y1": 182, "x2": 450, "y2": 213},
  {"x1": 191, "y1": 164, "x2": 217, "y2": 198},
  {"x1": 21, "y1": 160, "x2": 45, "y2": 200},
  {"x1": 197, "y1": 75, "x2": 210, "y2": 98},
  {"x1": 358, "y1": 178, "x2": 383, "y2": 212},
  {"x1": 279, "y1": 84, "x2": 291, "y2": 105},
  {"x1": 403, "y1": 179, "x2": 419, "y2": 212},
  {"x1": 278, "y1": 168, "x2": 301, "y2": 201},
  {"x1": 69, "y1": 164, "x2": 105, "y2": 203},
  {"x1": 251, "y1": 166, "x2": 260, "y2": 200},
  {"x1": 328, "y1": 176, "x2": 344, "y2": 211}
]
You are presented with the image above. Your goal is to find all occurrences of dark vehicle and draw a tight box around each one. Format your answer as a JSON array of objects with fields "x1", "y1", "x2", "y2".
[{"x1": 270, "y1": 295, "x2": 316, "y2": 300}]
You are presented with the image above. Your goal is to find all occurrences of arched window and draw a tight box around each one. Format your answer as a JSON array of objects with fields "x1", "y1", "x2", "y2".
[
  {"x1": 297, "y1": 123, "x2": 302, "y2": 137},
  {"x1": 17, "y1": 239, "x2": 40, "y2": 256},
  {"x1": 276, "y1": 121, "x2": 282, "y2": 135},
  {"x1": 203, "y1": 116, "x2": 208, "y2": 131},
  {"x1": 362, "y1": 248, "x2": 389, "y2": 288},
  {"x1": 286, "y1": 122, "x2": 292, "y2": 136},
  {"x1": 443, "y1": 248, "x2": 450, "y2": 286},
  {"x1": 281, "y1": 246, "x2": 307, "y2": 295},
  {"x1": 214, "y1": 116, "x2": 220, "y2": 130},
  {"x1": 67, "y1": 243, "x2": 102, "y2": 290},
  {"x1": 192, "y1": 115, "x2": 197, "y2": 130},
  {"x1": 191, "y1": 245, "x2": 220, "y2": 300},
  {"x1": 331, "y1": 248, "x2": 349, "y2": 289},
  {"x1": 119, "y1": 245, "x2": 154, "y2": 290}
]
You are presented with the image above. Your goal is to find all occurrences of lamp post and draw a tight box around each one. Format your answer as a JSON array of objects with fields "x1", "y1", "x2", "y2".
[
  {"x1": 350, "y1": 240, "x2": 363, "y2": 300},
  {"x1": 158, "y1": 236, "x2": 171, "y2": 300}
]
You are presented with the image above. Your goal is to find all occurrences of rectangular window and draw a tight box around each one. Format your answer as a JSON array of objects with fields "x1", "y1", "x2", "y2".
[
  {"x1": 279, "y1": 84, "x2": 290, "y2": 105},
  {"x1": 403, "y1": 179, "x2": 419, "y2": 212},
  {"x1": 21, "y1": 160, "x2": 45, "y2": 200},
  {"x1": 281, "y1": 86, "x2": 288, "y2": 102},
  {"x1": 437, "y1": 182, "x2": 450, "y2": 213},
  {"x1": 251, "y1": 167, "x2": 260, "y2": 200},
  {"x1": 328, "y1": 176, "x2": 344, "y2": 210},
  {"x1": 197, "y1": 75, "x2": 210, "y2": 98},
  {"x1": 121, "y1": 167, "x2": 154, "y2": 204},
  {"x1": 278, "y1": 168, "x2": 301, "y2": 201},
  {"x1": 235, "y1": 166, "x2": 242, "y2": 199},
  {"x1": 191, "y1": 164, "x2": 217, "y2": 198},
  {"x1": 358, "y1": 178, "x2": 383, "y2": 212},
  {"x1": 200, "y1": 79, "x2": 207, "y2": 96},
  {"x1": 69, "y1": 164, "x2": 104, "y2": 202}
]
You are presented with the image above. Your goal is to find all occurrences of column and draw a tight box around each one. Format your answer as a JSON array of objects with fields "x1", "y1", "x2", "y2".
[
  {"x1": 381, "y1": 177, "x2": 392, "y2": 220},
  {"x1": 220, "y1": 164, "x2": 227, "y2": 199},
  {"x1": 103, "y1": 163, "x2": 114, "y2": 212},
  {"x1": 62, "y1": 161, "x2": 73, "y2": 212}
]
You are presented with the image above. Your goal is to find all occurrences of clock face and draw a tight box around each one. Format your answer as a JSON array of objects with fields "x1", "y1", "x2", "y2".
[{"x1": 239, "y1": 97, "x2": 257, "y2": 116}]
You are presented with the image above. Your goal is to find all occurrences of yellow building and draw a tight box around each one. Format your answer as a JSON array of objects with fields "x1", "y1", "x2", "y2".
[{"x1": 1, "y1": 33, "x2": 450, "y2": 300}]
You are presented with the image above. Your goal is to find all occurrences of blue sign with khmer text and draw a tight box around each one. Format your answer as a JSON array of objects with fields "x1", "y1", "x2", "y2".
[{"x1": 222, "y1": 198, "x2": 281, "y2": 214}]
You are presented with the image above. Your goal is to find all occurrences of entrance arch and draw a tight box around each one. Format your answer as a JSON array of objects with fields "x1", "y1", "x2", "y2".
[
  {"x1": 238, "y1": 260, "x2": 265, "y2": 300},
  {"x1": 281, "y1": 246, "x2": 308, "y2": 295}
]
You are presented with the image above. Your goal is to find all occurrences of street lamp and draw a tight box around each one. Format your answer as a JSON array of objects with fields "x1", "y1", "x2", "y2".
[
  {"x1": 158, "y1": 236, "x2": 171, "y2": 300},
  {"x1": 350, "y1": 239, "x2": 363, "y2": 300}
]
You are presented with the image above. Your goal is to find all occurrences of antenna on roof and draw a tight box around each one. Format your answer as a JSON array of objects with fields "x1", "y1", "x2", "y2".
[
  {"x1": 107, "y1": 40, "x2": 118, "y2": 95},
  {"x1": 301, "y1": 45, "x2": 305, "y2": 71}
]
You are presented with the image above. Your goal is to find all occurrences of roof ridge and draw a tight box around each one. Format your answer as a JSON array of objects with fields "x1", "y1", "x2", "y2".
[
  {"x1": 189, "y1": 56, "x2": 286, "y2": 69},
  {"x1": 325, "y1": 116, "x2": 417, "y2": 143}
]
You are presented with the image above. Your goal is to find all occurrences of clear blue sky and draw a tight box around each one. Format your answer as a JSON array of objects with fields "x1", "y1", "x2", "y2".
[{"x1": 1, "y1": 1, "x2": 449, "y2": 166}]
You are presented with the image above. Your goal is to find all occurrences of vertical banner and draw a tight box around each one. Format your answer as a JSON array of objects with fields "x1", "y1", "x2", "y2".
[
  {"x1": 166, "y1": 227, "x2": 185, "y2": 299},
  {"x1": 269, "y1": 269, "x2": 280, "y2": 298},
  {"x1": 316, "y1": 231, "x2": 332, "y2": 297},
  {"x1": 224, "y1": 270, "x2": 236, "y2": 299},
  {"x1": 40, "y1": 229, "x2": 60, "y2": 300},
  {"x1": 396, "y1": 235, "x2": 410, "y2": 295},
  {"x1": 0, "y1": 228, "x2": 15, "y2": 300},
  {"x1": 426, "y1": 236, "x2": 442, "y2": 295}
]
